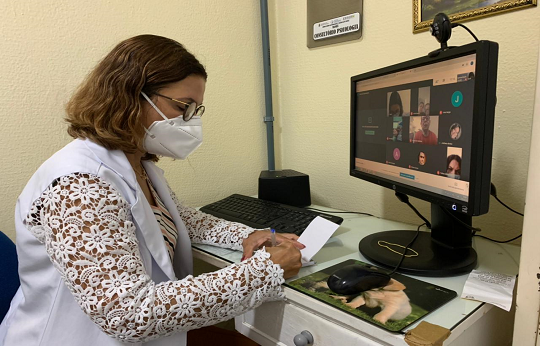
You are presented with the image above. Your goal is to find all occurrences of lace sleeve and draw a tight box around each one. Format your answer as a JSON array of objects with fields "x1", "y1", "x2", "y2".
[
  {"x1": 27, "y1": 173, "x2": 284, "y2": 343},
  {"x1": 168, "y1": 188, "x2": 256, "y2": 251}
]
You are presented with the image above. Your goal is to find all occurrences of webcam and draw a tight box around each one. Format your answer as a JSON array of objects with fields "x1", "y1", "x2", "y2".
[
  {"x1": 430, "y1": 13, "x2": 452, "y2": 45},
  {"x1": 428, "y1": 13, "x2": 456, "y2": 57}
]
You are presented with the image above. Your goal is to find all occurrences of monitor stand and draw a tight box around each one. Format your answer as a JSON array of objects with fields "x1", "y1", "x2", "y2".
[{"x1": 359, "y1": 204, "x2": 477, "y2": 277}]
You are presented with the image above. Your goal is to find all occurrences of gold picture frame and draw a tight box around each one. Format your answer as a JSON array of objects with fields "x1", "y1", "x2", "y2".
[{"x1": 413, "y1": 0, "x2": 537, "y2": 33}]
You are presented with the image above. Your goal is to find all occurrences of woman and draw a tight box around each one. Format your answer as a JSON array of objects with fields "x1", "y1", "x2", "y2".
[
  {"x1": 446, "y1": 154, "x2": 462, "y2": 179},
  {"x1": 388, "y1": 91, "x2": 403, "y2": 117},
  {"x1": 0, "y1": 35, "x2": 303, "y2": 346}
]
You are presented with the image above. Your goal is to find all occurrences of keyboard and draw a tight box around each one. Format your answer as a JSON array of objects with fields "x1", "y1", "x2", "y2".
[{"x1": 199, "y1": 194, "x2": 343, "y2": 235}]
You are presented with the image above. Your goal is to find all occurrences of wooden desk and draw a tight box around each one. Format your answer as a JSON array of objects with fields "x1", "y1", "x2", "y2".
[{"x1": 193, "y1": 208, "x2": 519, "y2": 346}]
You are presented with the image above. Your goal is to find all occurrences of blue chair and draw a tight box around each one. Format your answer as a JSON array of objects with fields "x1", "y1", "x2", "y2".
[{"x1": 0, "y1": 231, "x2": 19, "y2": 322}]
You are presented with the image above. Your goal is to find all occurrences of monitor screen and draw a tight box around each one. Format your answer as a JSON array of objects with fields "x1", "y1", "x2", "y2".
[
  {"x1": 353, "y1": 54, "x2": 475, "y2": 207},
  {"x1": 350, "y1": 41, "x2": 498, "y2": 276}
]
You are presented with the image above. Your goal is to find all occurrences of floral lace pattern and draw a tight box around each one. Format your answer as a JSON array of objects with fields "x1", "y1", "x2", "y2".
[
  {"x1": 168, "y1": 187, "x2": 257, "y2": 251},
  {"x1": 26, "y1": 173, "x2": 284, "y2": 343}
]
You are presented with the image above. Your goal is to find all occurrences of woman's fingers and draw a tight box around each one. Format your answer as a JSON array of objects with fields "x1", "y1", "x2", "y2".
[
  {"x1": 278, "y1": 233, "x2": 299, "y2": 241},
  {"x1": 241, "y1": 230, "x2": 305, "y2": 261},
  {"x1": 242, "y1": 232, "x2": 272, "y2": 260},
  {"x1": 276, "y1": 233, "x2": 305, "y2": 249}
]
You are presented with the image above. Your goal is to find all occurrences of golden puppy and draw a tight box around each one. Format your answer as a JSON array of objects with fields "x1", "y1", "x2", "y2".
[{"x1": 316, "y1": 279, "x2": 412, "y2": 324}]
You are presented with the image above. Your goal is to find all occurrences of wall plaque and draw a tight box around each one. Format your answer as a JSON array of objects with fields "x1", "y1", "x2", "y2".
[{"x1": 307, "y1": 0, "x2": 363, "y2": 48}]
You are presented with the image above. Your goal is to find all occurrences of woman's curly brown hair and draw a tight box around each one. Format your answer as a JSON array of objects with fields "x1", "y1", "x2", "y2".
[{"x1": 65, "y1": 34, "x2": 207, "y2": 161}]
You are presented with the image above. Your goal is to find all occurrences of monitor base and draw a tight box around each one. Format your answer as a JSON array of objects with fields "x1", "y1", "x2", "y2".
[{"x1": 359, "y1": 230, "x2": 477, "y2": 277}]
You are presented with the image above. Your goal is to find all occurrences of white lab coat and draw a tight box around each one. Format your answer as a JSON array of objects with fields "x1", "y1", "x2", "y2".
[{"x1": 0, "y1": 139, "x2": 195, "y2": 346}]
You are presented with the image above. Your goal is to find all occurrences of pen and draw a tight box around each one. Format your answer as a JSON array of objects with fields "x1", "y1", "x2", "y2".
[{"x1": 270, "y1": 228, "x2": 277, "y2": 247}]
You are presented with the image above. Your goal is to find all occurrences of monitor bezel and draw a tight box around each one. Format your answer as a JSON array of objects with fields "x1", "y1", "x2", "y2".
[{"x1": 350, "y1": 41, "x2": 498, "y2": 216}]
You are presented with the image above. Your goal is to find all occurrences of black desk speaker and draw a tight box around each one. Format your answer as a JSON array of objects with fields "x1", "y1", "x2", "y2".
[{"x1": 258, "y1": 170, "x2": 311, "y2": 207}]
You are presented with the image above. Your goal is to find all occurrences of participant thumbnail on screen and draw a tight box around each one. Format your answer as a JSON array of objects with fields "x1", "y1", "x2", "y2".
[
  {"x1": 387, "y1": 90, "x2": 411, "y2": 117},
  {"x1": 435, "y1": 147, "x2": 463, "y2": 180},
  {"x1": 410, "y1": 115, "x2": 439, "y2": 145},
  {"x1": 449, "y1": 123, "x2": 462, "y2": 140},
  {"x1": 418, "y1": 151, "x2": 427, "y2": 166},
  {"x1": 388, "y1": 117, "x2": 403, "y2": 142},
  {"x1": 417, "y1": 87, "x2": 430, "y2": 116}
]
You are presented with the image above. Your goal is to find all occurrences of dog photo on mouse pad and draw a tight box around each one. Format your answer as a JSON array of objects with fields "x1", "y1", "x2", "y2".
[{"x1": 286, "y1": 259, "x2": 457, "y2": 332}]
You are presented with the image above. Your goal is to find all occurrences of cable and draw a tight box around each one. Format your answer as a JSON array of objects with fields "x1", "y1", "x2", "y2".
[
  {"x1": 468, "y1": 183, "x2": 524, "y2": 243},
  {"x1": 305, "y1": 207, "x2": 375, "y2": 218},
  {"x1": 388, "y1": 192, "x2": 429, "y2": 275},
  {"x1": 394, "y1": 192, "x2": 432, "y2": 228},
  {"x1": 493, "y1": 195, "x2": 524, "y2": 216},
  {"x1": 441, "y1": 207, "x2": 482, "y2": 233},
  {"x1": 452, "y1": 23, "x2": 479, "y2": 42},
  {"x1": 388, "y1": 223, "x2": 425, "y2": 276},
  {"x1": 475, "y1": 233, "x2": 522, "y2": 243},
  {"x1": 490, "y1": 183, "x2": 524, "y2": 216}
]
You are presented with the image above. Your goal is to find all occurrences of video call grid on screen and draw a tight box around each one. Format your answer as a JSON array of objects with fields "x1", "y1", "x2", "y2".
[{"x1": 354, "y1": 54, "x2": 476, "y2": 202}]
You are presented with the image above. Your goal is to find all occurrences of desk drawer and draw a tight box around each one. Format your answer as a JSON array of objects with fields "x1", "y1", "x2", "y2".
[{"x1": 235, "y1": 300, "x2": 383, "y2": 346}]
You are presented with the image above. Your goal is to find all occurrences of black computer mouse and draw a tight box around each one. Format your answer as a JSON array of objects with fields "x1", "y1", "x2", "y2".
[{"x1": 327, "y1": 264, "x2": 391, "y2": 295}]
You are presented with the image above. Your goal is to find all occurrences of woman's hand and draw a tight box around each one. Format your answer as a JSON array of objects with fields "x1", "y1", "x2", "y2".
[
  {"x1": 265, "y1": 242, "x2": 302, "y2": 279},
  {"x1": 241, "y1": 229, "x2": 305, "y2": 261}
]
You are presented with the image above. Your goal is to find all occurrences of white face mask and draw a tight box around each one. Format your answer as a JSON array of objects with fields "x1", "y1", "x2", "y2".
[{"x1": 141, "y1": 92, "x2": 203, "y2": 159}]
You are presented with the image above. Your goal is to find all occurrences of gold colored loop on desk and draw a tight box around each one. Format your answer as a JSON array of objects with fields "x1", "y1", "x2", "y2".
[{"x1": 377, "y1": 240, "x2": 419, "y2": 257}]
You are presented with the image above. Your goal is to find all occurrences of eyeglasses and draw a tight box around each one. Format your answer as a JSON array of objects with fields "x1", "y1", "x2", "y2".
[{"x1": 154, "y1": 92, "x2": 205, "y2": 121}]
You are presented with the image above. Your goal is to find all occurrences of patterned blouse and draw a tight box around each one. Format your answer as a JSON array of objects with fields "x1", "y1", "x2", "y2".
[{"x1": 25, "y1": 172, "x2": 285, "y2": 343}]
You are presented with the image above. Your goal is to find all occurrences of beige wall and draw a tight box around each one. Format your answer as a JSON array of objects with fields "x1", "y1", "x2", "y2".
[
  {"x1": 1, "y1": 1, "x2": 538, "y2": 245},
  {"x1": 0, "y1": 0, "x2": 270, "y2": 240},
  {"x1": 271, "y1": 1, "x2": 540, "y2": 242}
]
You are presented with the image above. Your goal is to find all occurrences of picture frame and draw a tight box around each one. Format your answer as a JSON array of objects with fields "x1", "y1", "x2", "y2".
[{"x1": 413, "y1": 0, "x2": 537, "y2": 33}]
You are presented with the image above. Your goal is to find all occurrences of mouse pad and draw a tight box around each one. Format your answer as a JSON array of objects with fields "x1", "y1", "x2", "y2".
[{"x1": 286, "y1": 259, "x2": 457, "y2": 333}]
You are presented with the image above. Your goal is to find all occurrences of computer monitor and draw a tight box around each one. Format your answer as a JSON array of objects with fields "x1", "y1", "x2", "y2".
[{"x1": 350, "y1": 41, "x2": 498, "y2": 277}]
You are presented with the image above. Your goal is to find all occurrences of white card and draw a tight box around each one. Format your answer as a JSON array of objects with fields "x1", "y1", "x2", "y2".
[{"x1": 298, "y1": 216, "x2": 340, "y2": 263}]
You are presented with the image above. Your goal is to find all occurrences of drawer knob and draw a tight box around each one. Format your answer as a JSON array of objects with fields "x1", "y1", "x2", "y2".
[{"x1": 293, "y1": 330, "x2": 314, "y2": 346}]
